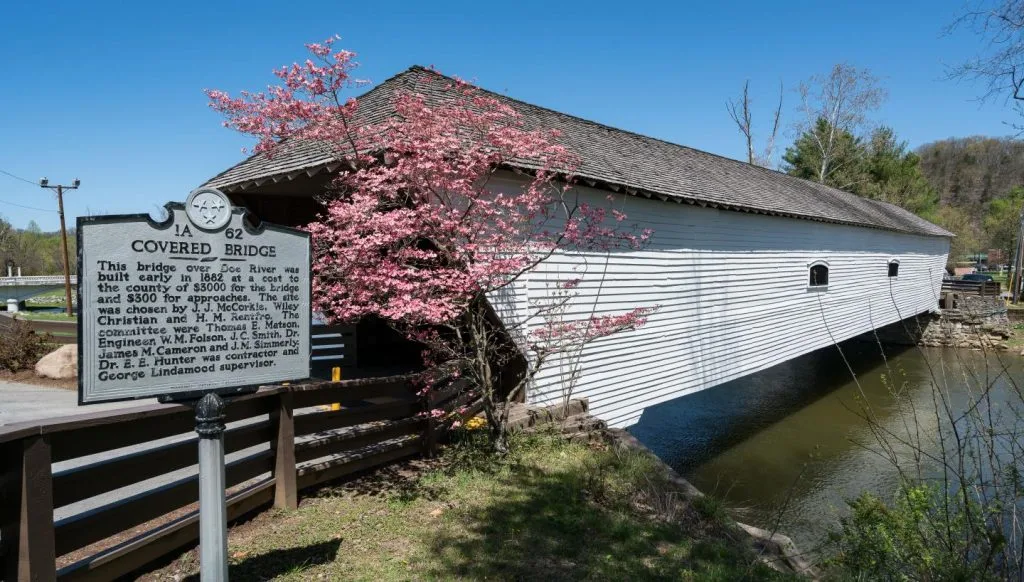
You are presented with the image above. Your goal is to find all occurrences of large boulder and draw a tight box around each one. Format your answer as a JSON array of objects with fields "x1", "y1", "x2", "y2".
[{"x1": 35, "y1": 344, "x2": 77, "y2": 379}]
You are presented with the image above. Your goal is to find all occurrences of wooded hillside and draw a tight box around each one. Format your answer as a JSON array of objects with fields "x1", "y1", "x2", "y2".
[{"x1": 916, "y1": 137, "x2": 1024, "y2": 217}]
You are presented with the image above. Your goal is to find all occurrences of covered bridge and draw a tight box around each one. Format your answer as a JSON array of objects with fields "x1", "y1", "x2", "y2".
[{"x1": 204, "y1": 66, "x2": 952, "y2": 428}]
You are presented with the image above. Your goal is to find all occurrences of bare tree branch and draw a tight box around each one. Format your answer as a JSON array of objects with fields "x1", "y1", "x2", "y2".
[
  {"x1": 793, "y1": 63, "x2": 885, "y2": 184},
  {"x1": 726, "y1": 80, "x2": 755, "y2": 165},
  {"x1": 727, "y1": 80, "x2": 785, "y2": 167}
]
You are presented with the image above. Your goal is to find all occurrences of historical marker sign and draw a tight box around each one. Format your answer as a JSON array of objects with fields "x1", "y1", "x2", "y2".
[{"x1": 77, "y1": 188, "x2": 311, "y2": 404}]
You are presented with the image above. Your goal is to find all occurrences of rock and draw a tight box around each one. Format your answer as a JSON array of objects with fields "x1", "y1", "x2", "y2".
[
  {"x1": 737, "y1": 522, "x2": 819, "y2": 577},
  {"x1": 35, "y1": 344, "x2": 77, "y2": 379}
]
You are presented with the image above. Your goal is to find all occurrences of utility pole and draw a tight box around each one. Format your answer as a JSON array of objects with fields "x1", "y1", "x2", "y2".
[
  {"x1": 39, "y1": 177, "x2": 79, "y2": 317},
  {"x1": 1013, "y1": 207, "x2": 1024, "y2": 304}
]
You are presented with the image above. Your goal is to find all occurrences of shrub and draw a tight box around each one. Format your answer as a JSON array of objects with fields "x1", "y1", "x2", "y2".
[
  {"x1": 826, "y1": 484, "x2": 1003, "y2": 581},
  {"x1": 0, "y1": 319, "x2": 53, "y2": 372}
]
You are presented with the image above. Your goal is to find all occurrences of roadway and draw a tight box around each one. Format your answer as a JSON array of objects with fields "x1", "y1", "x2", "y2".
[{"x1": 0, "y1": 379, "x2": 147, "y2": 426}]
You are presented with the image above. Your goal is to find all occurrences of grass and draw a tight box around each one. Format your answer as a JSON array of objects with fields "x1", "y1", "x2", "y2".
[
  {"x1": 24, "y1": 288, "x2": 75, "y2": 308},
  {"x1": 1007, "y1": 323, "x2": 1024, "y2": 351},
  {"x1": 144, "y1": 432, "x2": 791, "y2": 581},
  {"x1": 13, "y1": 311, "x2": 76, "y2": 322},
  {"x1": 985, "y1": 271, "x2": 1009, "y2": 285}
]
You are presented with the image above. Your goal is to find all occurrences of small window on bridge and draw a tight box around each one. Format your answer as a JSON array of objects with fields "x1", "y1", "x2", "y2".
[
  {"x1": 809, "y1": 264, "x2": 829, "y2": 287},
  {"x1": 888, "y1": 261, "x2": 899, "y2": 277}
]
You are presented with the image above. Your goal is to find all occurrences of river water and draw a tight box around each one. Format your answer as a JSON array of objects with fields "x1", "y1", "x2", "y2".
[{"x1": 630, "y1": 340, "x2": 1024, "y2": 554}]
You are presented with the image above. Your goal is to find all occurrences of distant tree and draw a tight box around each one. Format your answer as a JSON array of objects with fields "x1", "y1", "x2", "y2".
[
  {"x1": 786, "y1": 123, "x2": 939, "y2": 216},
  {"x1": 7, "y1": 229, "x2": 43, "y2": 275},
  {"x1": 0, "y1": 221, "x2": 74, "y2": 276},
  {"x1": 859, "y1": 127, "x2": 939, "y2": 216},
  {"x1": 783, "y1": 117, "x2": 865, "y2": 191},
  {"x1": 725, "y1": 80, "x2": 783, "y2": 167},
  {"x1": 0, "y1": 216, "x2": 13, "y2": 266},
  {"x1": 936, "y1": 205, "x2": 982, "y2": 268},
  {"x1": 984, "y1": 186, "x2": 1024, "y2": 262},
  {"x1": 793, "y1": 64, "x2": 886, "y2": 184}
]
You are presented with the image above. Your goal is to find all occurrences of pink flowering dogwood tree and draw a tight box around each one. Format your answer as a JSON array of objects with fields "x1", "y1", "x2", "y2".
[{"x1": 209, "y1": 38, "x2": 654, "y2": 449}]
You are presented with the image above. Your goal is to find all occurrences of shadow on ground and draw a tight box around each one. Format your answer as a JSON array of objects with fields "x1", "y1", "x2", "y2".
[
  {"x1": 311, "y1": 456, "x2": 446, "y2": 503},
  {"x1": 421, "y1": 462, "x2": 768, "y2": 581},
  {"x1": 181, "y1": 539, "x2": 342, "y2": 581}
]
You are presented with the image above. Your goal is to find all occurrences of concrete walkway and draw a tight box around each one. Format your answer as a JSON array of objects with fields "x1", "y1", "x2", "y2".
[{"x1": 0, "y1": 380, "x2": 152, "y2": 426}]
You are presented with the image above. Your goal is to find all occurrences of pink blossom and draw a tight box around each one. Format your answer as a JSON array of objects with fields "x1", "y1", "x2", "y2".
[{"x1": 209, "y1": 38, "x2": 656, "y2": 392}]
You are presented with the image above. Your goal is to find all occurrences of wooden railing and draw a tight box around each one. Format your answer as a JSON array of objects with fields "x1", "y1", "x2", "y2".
[
  {"x1": 0, "y1": 375, "x2": 477, "y2": 581},
  {"x1": 941, "y1": 280, "x2": 1002, "y2": 297}
]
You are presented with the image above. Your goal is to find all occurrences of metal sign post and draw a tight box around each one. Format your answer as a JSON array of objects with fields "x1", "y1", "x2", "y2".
[
  {"x1": 196, "y1": 392, "x2": 229, "y2": 581},
  {"x1": 76, "y1": 188, "x2": 312, "y2": 581}
]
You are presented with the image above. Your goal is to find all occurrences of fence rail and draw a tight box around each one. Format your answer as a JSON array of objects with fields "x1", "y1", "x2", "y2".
[
  {"x1": 941, "y1": 280, "x2": 1002, "y2": 297},
  {"x1": 0, "y1": 375, "x2": 477, "y2": 581}
]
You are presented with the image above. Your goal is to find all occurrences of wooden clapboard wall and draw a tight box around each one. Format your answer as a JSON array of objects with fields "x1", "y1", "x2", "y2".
[{"x1": 487, "y1": 172, "x2": 951, "y2": 428}]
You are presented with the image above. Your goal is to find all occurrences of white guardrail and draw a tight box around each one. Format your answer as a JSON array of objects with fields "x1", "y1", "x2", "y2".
[{"x1": 0, "y1": 275, "x2": 77, "y2": 286}]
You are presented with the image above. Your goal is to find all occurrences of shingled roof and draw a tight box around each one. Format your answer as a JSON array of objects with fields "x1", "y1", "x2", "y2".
[{"x1": 204, "y1": 66, "x2": 951, "y2": 238}]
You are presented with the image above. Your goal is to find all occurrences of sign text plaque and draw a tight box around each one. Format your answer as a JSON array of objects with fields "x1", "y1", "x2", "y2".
[{"x1": 77, "y1": 189, "x2": 311, "y2": 404}]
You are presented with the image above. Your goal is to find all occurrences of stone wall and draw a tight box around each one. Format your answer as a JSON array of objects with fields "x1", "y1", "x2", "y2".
[{"x1": 870, "y1": 296, "x2": 1010, "y2": 349}]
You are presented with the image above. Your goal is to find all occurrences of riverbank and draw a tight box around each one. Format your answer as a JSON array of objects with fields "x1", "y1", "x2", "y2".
[
  {"x1": 632, "y1": 341, "x2": 1024, "y2": 570},
  {"x1": 870, "y1": 296, "x2": 1014, "y2": 350},
  {"x1": 141, "y1": 432, "x2": 793, "y2": 581}
]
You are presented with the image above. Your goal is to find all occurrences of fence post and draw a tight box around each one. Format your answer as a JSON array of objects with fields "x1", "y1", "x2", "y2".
[
  {"x1": 423, "y1": 381, "x2": 438, "y2": 457},
  {"x1": 5, "y1": 435, "x2": 56, "y2": 581},
  {"x1": 273, "y1": 391, "x2": 298, "y2": 510},
  {"x1": 0, "y1": 442, "x2": 19, "y2": 582}
]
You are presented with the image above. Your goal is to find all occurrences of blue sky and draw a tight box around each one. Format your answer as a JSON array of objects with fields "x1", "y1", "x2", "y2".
[{"x1": 0, "y1": 0, "x2": 1012, "y2": 231}]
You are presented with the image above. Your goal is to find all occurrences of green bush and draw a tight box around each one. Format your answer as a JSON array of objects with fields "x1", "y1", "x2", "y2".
[
  {"x1": 826, "y1": 484, "x2": 1004, "y2": 581},
  {"x1": 0, "y1": 320, "x2": 53, "y2": 372}
]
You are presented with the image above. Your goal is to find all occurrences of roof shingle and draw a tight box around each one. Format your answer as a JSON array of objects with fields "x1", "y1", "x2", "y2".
[{"x1": 204, "y1": 66, "x2": 951, "y2": 238}]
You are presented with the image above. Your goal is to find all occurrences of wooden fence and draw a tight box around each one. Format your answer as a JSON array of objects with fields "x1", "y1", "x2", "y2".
[
  {"x1": 0, "y1": 375, "x2": 477, "y2": 581},
  {"x1": 941, "y1": 280, "x2": 1002, "y2": 298}
]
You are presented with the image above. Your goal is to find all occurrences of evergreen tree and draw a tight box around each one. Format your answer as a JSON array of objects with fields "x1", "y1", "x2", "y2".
[
  {"x1": 784, "y1": 122, "x2": 938, "y2": 217},
  {"x1": 859, "y1": 127, "x2": 938, "y2": 217},
  {"x1": 782, "y1": 117, "x2": 865, "y2": 191}
]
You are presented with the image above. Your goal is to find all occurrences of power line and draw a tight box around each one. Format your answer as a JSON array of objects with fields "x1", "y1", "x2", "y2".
[
  {"x1": 0, "y1": 168, "x2": 38, "y2": 186},
  {"x1": 0, "y1": 168, "x2": 58, "y2": 212},
  {"x1": 0, "y1": 198, "x2": 55, "y2": 213}
]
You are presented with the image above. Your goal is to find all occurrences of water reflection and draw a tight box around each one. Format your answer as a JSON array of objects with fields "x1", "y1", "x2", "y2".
[{"x1": 630, "y1": 340, "x2": 1024, "y2": 552}]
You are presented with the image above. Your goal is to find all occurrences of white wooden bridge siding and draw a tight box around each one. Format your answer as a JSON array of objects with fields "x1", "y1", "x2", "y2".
[{"x1": 490, "y1": 176, "x2": 950, "y2": 428}]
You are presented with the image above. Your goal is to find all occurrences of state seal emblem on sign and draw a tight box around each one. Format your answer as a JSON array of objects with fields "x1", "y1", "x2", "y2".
[{"x1": 185, "y1": 188, "x2": 232, "y2": 231}]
